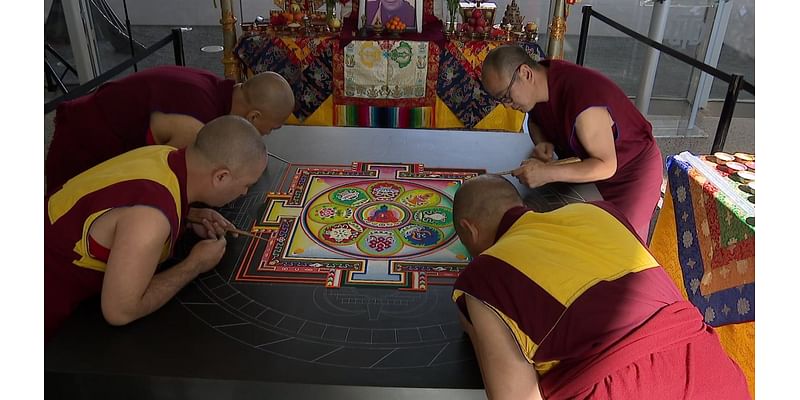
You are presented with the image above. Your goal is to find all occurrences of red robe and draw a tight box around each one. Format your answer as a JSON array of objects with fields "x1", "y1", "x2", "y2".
[
  {"x1": 540, "y1": 301, "x2": 750, "y2": 399},
  {"x1": 453, "y1": 204, "x2": 749, "y2": 399},
  {"x1": 46, "y1": 66, "x2": 234, "y2": 192},
  {"x1": 529, "y1": 59, "x2": 663, "y2": 240},
  {"x1": 45, "y1": 147, "x2": 189, "y2": 341}
]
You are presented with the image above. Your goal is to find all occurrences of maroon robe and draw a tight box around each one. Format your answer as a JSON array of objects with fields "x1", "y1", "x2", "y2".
[
  {"x1": 540, "y1": 301, "x2": 750, "y2": 399},
  {"x1": 455, "y1": 205, "x2": 749, "y2": 399},
  {"x1": 44, "y1": 148, "x2": 189, "y2": 341},
  {"x1": 529, "y1": 59, "x2": 663, "y2": 240},
  {"x1": 45, "y1": 66, "x2": 235, "y2": 192}
]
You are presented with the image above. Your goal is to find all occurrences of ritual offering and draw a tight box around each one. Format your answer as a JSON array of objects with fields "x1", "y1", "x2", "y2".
[
  {"x1": 734, "y1": 152, "x2": 755, "y2": 163},
  {"x1": 460, "y1": 2, "x2": 497, "y2": 38},
  {"x1": 328, "y1": 16, "x2": 342, "y2": 31},
  {"x1": 734, "y1": 170, "x2": 755, "y2": 183},
  {"x1": 712, "y1": 152, "x2": 735, "y2": 164},
  {"x1": 385, "y1": 16, "x2": 407, "y2": 36},
  {"x1": 723, "y1": 161, "x2": 747, "y2": 173}
]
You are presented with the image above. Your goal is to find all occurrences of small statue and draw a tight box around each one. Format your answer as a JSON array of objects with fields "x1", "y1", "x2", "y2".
[
  {"x1": 357, "y1": 14, "x2": 369, "y2": 37},
  {"x1": 501, "y1": 0, "x2": 525, "y2": 32}
]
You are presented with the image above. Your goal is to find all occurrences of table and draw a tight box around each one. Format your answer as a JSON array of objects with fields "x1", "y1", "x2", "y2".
[
  {"x1": 650, "y1": 151, "x2": 755, "y2": 397},
  {"x1": 45, "y1": 126, "x2": 601, "y2": 399},
  {"x1": 234, "y1": 33, "x2": 545, "y2": 132}
]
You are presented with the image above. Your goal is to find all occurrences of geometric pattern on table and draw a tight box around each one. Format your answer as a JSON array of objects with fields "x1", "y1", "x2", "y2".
[
  {"x1": 667, "y1": 156, "x2": 755, "y2": 327},
  {"x1": 233, "y1": 162, "x2": 480, "y2": 292}
]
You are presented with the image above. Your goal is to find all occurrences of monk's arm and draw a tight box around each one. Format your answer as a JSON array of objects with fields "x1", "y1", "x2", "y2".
[
  {"x1": 465, "y1": 294, "x2": 543, "y2": 400},
  {"x1": 541, "y1": 106, "x2": 618, "y2": 183},
  {"x1": 527, "y1": 117, "x2": 546, "y2": 145},
  {"x1": 100, "y1": 206, "x2": 212, "y2": 325},
  {"x1": 527, "y1": 118, "x2": 555, "y2": 162},
  {"x1": 149, "y1": 111, "x2": 205, "y2": 148}
]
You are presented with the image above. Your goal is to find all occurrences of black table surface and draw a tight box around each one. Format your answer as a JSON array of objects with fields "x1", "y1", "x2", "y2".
[{"x1": 45, "y1": 126, "x2": 601, "y2": 399}]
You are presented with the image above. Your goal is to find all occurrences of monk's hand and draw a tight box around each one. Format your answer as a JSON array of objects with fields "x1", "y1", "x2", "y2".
[
  {"x1": 512, "y1": 158, "x2": 550, "y2": 188},
  {"x1": 531, "y1": 142, "x2": 555, "y2": 162},
  {"x1": 187, "y1": 207, "x2": 235, "y2": 239},
  {"x1": 188, "y1": 236, "x2": 227, "y2": 274}
]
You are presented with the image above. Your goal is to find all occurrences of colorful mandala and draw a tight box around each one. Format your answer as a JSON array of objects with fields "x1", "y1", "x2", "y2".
[{"x1": 303, "y1": 180, "x2": 455, "y2": 259}]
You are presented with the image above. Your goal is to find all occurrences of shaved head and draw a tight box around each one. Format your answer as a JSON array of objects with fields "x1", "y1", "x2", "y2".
[
  {"x1": 242, "y1": 71, "x2": 295, "y2": 120},
  {"x1": 481, "y1": 45, "x2": 540, "y2": 83},
  {"x1": 193, "y1": 115, "x2": 267, "y2": 173},
  {"x1": 453, "y1": 174, "x2": 524, "y2": 256},
  {"x1": 454, "y1": 174, "x2": 524, "y2": 231}
]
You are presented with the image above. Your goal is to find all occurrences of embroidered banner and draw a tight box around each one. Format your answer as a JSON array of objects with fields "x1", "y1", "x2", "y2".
[{"x1": 343, "y1": 40, "x2": 429, "y2": 99}]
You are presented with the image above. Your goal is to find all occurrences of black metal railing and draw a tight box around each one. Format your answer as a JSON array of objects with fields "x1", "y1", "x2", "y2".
[
  {"x1": 44, "y1": 28, "x2": 187, "y2": 114},
  {"x1": 575, "y1": 5, "x2": 754, "y2": 153}
]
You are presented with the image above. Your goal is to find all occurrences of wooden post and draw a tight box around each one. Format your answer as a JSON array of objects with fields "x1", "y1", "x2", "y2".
[
  {"x1": 220, "y1": 0, "x2": 241, "y2": 81},
  {"x1": 547, "y1": 0, "x2": 567, "y2": 60}
]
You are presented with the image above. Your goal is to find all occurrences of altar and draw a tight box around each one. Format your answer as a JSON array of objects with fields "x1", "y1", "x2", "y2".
[{"x1": 227, "y1": 1, "x2": 545, "y2": 132}]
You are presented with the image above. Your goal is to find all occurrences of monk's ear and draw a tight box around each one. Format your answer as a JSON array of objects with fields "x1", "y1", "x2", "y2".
[
  {"x1": 246, "y1": 110, "x2": 261, "y2": 123},
  {"x1": 212, "y1": 167, "x2": 232, "y2": 187},
  {"x1": 521, "y1": 64, "x2": 535, "y2": 84},
  {"x1": 458, "y1": 218, "x2": 479, "y2": 244}
]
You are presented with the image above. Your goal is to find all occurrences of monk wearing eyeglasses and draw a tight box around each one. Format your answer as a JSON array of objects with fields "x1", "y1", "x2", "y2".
[{"x1": 481, "y1": 45, "x2": 664, "y2": 241}]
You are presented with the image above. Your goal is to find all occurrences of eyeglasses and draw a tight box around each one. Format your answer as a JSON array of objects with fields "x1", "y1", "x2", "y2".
[{"x1": 495, "y1": 64, "x2": 523, "y2": 104}]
